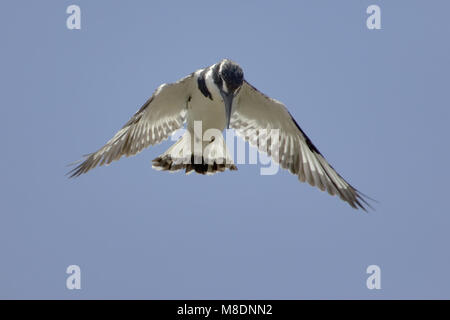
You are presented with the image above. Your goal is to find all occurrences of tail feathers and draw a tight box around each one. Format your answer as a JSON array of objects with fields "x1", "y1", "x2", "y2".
[
  {"x1": 152, "y1": 154, "x2": 237, "y2": 175},
  {"x1": 152, "y1": 133, "x2": 237, "y2": 175}
]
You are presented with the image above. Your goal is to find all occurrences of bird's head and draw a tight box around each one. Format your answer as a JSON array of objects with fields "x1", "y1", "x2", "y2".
[
  {"x1": 219, "y1": 59, "x2": 244, "y2": 94},
  {"x1": 218, "y1": 59, "x2": 244, "y2": 129}
]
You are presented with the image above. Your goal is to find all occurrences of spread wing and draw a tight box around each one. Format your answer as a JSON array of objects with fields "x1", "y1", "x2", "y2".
[
  {"x1": 68, "y1": 74, "x2": 194, "y2": 177},
  {"x1": 231, "y1": 80, "x2": 371, "y2": 210}
]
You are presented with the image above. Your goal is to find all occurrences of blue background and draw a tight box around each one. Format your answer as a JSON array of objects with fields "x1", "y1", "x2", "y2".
[{"x1": 1, "y1": 0, "x2": 449, "y2": 299}]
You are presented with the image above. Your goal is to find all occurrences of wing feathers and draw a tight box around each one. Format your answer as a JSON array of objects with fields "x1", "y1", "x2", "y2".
[
  {"x1": 233, "y1": 80, "x2": 371, "y2": 210},
  {"x1": 69, "y1": 74, "x2": 193, "y2": 177}
]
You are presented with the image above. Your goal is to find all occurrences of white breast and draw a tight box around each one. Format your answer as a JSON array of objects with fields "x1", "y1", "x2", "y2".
[{"x1": 187, "y1": 67, "x2": 227, "y2": 132}]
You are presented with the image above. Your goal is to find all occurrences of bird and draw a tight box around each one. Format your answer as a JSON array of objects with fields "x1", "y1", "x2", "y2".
[{"x1": 69, "y1": 58, "x2": 372, "y2": 211}]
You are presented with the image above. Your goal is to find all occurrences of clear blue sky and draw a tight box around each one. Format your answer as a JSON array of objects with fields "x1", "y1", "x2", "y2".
[{"x1": 0, "y1": 0, "x2": 449, "y2": 299}]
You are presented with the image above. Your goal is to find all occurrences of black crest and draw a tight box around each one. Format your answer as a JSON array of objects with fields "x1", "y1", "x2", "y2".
[{"x1": 220, "y1": 60, "x2": 244, "y2": 93}]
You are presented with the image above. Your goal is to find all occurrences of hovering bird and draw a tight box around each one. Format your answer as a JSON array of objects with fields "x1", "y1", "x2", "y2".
[{"x1": 69, "y1": 59, "x2": 371, "y2": 210}]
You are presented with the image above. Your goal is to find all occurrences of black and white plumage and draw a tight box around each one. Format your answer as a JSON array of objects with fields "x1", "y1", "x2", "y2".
[{"x1": 69, "y1": 59, "x2": 371, "y2": 211}]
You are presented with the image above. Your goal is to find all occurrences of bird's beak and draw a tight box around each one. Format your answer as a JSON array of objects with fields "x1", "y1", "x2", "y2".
[{"x1": 220, "y1": 91, "x2": 234, "y2": 129}]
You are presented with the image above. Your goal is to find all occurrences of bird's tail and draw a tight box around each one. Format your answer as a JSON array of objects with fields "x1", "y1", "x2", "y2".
[{"x1": 152, "y1": 132, "x2": 237, "y2": 175}]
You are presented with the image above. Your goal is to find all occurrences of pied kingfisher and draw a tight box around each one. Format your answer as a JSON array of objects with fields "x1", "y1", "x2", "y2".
[{"x1": 69, "y1": 59, "x2": 371, "y2": 210}]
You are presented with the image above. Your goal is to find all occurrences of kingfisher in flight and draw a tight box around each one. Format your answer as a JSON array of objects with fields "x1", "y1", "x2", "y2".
[{"x1": 69, "y1": 59, "x2": 371, "y2": 210}]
